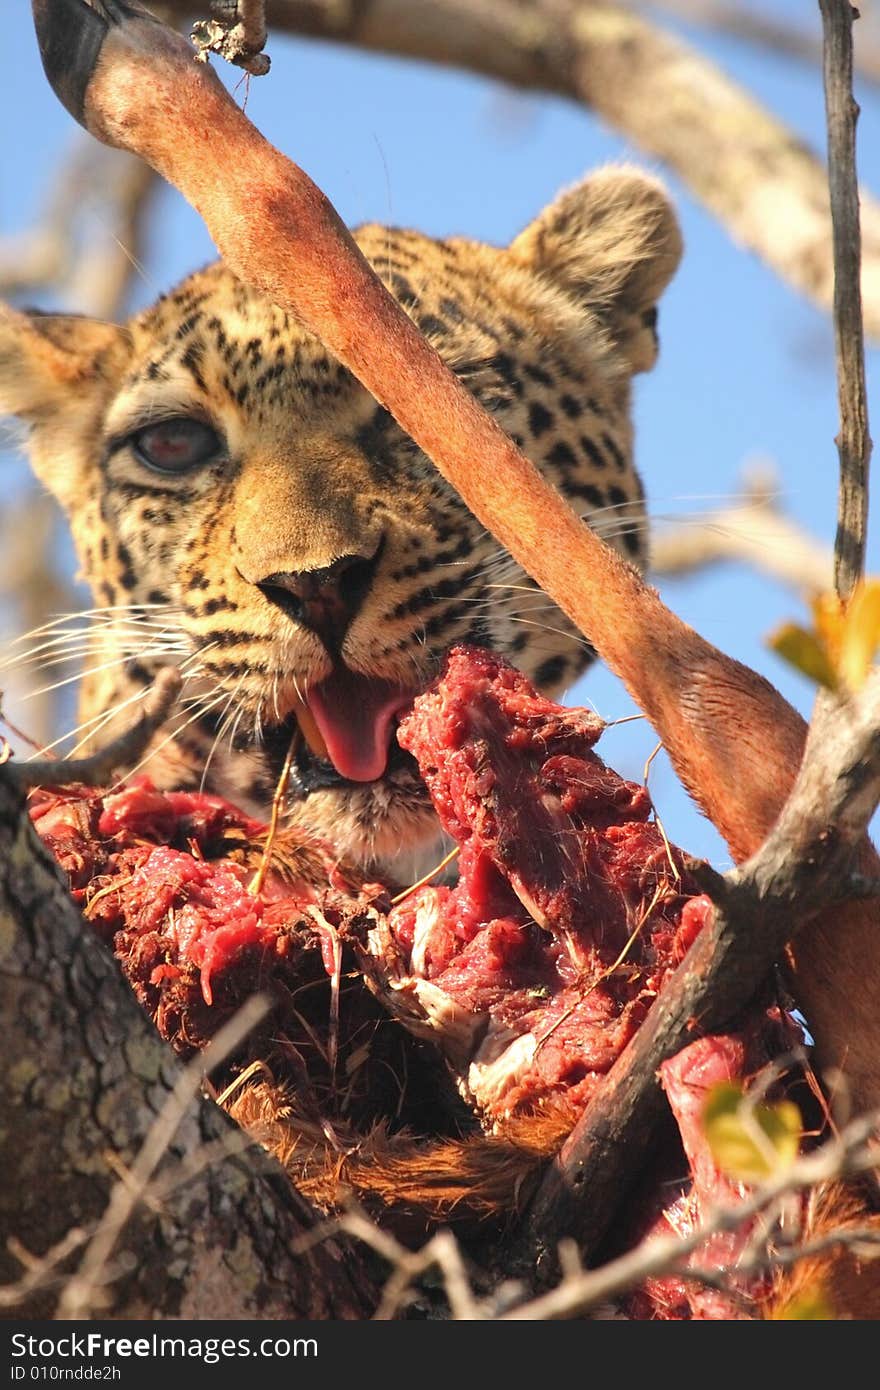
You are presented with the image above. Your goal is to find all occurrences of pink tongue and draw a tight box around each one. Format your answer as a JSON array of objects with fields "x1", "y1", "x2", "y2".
[{"x1": 306, "y1": 669, "x2": 413, "y2": 783}]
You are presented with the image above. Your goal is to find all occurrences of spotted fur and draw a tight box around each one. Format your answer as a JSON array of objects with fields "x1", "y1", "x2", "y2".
[{"x1": 0, "y1": 166, "x2": 681, "y2": 877}]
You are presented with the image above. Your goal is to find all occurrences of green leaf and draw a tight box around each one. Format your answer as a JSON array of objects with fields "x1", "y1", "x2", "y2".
[
  {"x1": 702, "y1": 1081, "x2": 802, "y2": 1182},
  {"x1": 767, "y1": 623, "x2": 839, "y2": 691}
]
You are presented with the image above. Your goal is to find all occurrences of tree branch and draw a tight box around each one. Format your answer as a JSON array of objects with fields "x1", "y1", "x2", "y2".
[
  {"x1": 502, "y1": 1109, "x2": 880, "y2": 1318},
  {"x1": 160, "y1": 0, "x2": 880, "y2": 338},
  {"x1": 192, "y1": 0, "x2": 271, "y2": 75},
  {"x1": 650, "y1": 465, "x2": 834, "y2": 594},
  {"x1": 645, "y1": 0, "x2": 880, "y2": 88},
  {"x1": 3, "y1": 666, "x2": 182, "y2": 791},
  {"x1": 0, "y1": 142, "x2": 156, "y2": 319},
  {"x1": 821, "y1": 0, "x2": 873, "y2": 600}
]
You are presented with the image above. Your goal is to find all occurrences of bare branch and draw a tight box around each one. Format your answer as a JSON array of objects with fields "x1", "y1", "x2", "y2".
[
  {"x1": 645, "y1": 0, "x2": 880, "y2": 88},
  {"x1": 650, "y1": 465, "x2": 834, "y2": 594},
  {"x1": 163, "y1": 0, "x2": 880, "y2": 338},
  {"x1": 292, "y1": 1112, "x2": 880, "y2": 1320},
  {"x1": 501, "y1": 1110, "x2": 880, "y2": 1319},
  {"x1": 337, "y1": 1211, "x2": 482, "y2": 1321},
  {"x1": 821, "y1": 0, "x2": 873, "y2": 599},
  {"x1": 0, "y1": 143, "x2": 156, "y2": 319},
  {"x1": 0, "y1": 1230, "x2": 89, "y2": 1312}
]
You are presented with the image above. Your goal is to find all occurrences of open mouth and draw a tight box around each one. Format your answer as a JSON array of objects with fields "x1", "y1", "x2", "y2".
[{"x1": 267, "y1": 665, "x2": 422, "y2": 795}]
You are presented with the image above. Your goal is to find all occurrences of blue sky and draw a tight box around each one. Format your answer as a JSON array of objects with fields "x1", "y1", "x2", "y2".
[{"x1": 1, "y1": 2, "x2": 877, "y2": 868}]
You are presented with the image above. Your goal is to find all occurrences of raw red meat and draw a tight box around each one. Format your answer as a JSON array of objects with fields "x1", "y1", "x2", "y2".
[
  {"x1": 29, "y1": 779, "x2": 413, "y2": 1128},
  {"x1": 622, "y1": 1012, "x2": 801, "y2": 1319},
  {"x1": 347, "y1": 646, "x2": 713, "y2": 1125}
]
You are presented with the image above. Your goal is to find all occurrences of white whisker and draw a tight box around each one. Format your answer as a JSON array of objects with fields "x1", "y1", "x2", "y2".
[
  {"x1": 5, "y1": 603, "x2": 176, "y2": 646},
  {"x1": 110, "y1": 688, "x2": 230, "y2": 790},
  {"x1": 225, "y1": 703, "x2": 248, "y2": 756},
  {"x1": 199, "y1": 676, "x2": 247, "y2": 792},
  {"x1": 21, "y1": 653, "x2": 161, "y2": 701},
  {"x1": 506, "y1": 616, "x2": 592, "y2": 649},
  {"x1": 3, "y1": 638, "x2": 189, "y2": 674}
]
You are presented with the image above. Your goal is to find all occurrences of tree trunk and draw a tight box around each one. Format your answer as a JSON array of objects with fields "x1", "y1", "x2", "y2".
[{"x1": 0, "y1": 772, "x2": 376, "y2": 1320}]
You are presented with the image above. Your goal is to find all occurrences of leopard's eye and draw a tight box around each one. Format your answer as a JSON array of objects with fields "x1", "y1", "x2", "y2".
[{"x1": 130, "y1": 418, "x2": 221, "y2": 474}]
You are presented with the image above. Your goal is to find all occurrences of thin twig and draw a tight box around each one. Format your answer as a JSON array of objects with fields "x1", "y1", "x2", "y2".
[
  {"x1": 0, "y1": 1230, "x2": 90, "y2": 1311},
  {"x1": 248, "y1": 725, "x2": 301, "y2": 896},
  {"x1": 292, "y1": 1111, "x2": 880, "y2": 1320},
  {"x1": 0, "y1": 710, "x2": 53, "y2": 757},
  {"x1": 390, "y1": 844, "x2": 460, "y2": 905},
  {"x1": 294, "y1": 1203, "x2": 483, "y2": 1320},
  {"x1": 501, "y1": 1110, "x2": 880, "y2": 1319},
  {"x1": 820, "y1": 0, "x2": 873, "y2": 599}
]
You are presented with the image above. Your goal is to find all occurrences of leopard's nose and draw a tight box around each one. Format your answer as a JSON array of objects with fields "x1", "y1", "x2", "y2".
[{"x1": 257, "y1": 546, "x2": 382, "y2": 648}]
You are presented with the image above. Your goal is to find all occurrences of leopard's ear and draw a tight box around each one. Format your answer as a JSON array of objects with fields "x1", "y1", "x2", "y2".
[
  {"x1": 509, "y1": 166, "x2": 682, "y2": 373},
  {"x1": 0, "y1": 304, "x2": 131, "y2": 505}
]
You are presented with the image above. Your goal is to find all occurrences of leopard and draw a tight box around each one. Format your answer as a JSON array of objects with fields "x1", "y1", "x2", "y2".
[{"x1": 0, "y1": 165, "x2": 681, "y2": 882}]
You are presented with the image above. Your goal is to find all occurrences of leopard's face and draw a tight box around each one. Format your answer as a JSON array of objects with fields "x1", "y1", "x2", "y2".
[{"x1": 1, "y1": 167, "x2": 681, "y2": 879}]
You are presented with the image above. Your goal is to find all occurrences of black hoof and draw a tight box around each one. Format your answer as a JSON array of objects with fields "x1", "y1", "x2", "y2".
[{"x1": 32, "y1": 0, "x2": 152, "y2": 126}]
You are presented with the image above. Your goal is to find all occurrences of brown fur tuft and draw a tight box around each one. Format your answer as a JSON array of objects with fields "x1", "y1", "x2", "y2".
[{"x1": 226, "y1": 1079, "x2": 577, "y2": 1224}]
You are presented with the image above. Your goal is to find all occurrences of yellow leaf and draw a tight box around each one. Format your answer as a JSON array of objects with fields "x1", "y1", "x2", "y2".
[
  {"x1": 772, "y1": 1284, "x2": 836, "y2": 1320},
  {"x1": 702, "y1": 1081, "x2": 802, "y2": 1182},
  {"x1": 839, "y1": 579, "x2": 880, "y2": 692},
  {"x1": 811, "y1": 592, "x2": 846, "y2": 665},
  {"x1": 767, "y1": 623, "x2": 839, "y2": 691}
]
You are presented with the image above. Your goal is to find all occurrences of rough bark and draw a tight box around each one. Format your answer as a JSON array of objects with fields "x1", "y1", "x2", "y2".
[{"x1": 0, "y1": 772, "x2": 375, "y2": 1319}]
